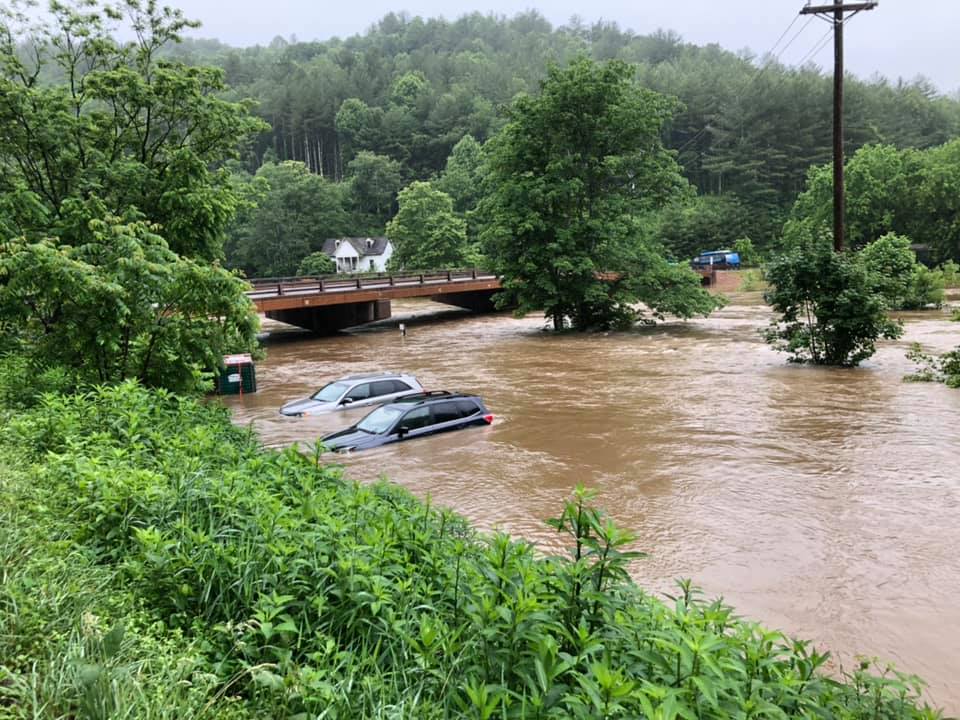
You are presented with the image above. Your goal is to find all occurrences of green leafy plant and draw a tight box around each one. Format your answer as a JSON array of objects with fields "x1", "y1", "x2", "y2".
[
  {"x1": 0, "y1": 1, "x2": 264, "y2": 392},
  {"x1": 480, "y1": 56, "x2": 719, "y2": 330},
  {"x1": 0, "y1": 382, "x2": 941, "y2": 718},
  {"x1": 858, "y1": 233, "x2": 944, "y2": 310},
  {"x1": 905, "y1": 343, "x2": 960, "y2": 388},
  {"x1": 297, "y1": 251, "x2": 337, "y2": 276},
  {"x1": 940, "y1": 260, "x2": 960, "y2": 288},
  {"x1": 764, "y1": 238, "x2": 903, "y2": 366}
]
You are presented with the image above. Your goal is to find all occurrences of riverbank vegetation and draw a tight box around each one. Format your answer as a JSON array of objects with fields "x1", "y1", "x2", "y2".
[
  {"x1": 0, "y1": 381, "x2": 942, "y2": 718},
  {"x1": 0, "y1": 1, "x2": 263, "y2": 392}
]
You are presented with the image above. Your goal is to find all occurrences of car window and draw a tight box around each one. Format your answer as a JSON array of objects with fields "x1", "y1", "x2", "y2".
[
  {"x1": 400, "y1": 406, "x2": 431, "y2": 430},
  {"x1": 311, "y1": 382, "x2": 349, "y2": 402},
  {"x1": 357, "y1": 405, "x2": 404, "y2": 434},
  {"x1": 392, "y1": 380, "x2": 412, "y2": 393},
  {"x1": 456, "y1": 400, "x2": 479, "y2": 417},
  {"x1": 371, "y1": 380, "x2": 396, "y2": 396},
  {"x1": 432, "y1": 401, "x2": 462, "y2": 424},
  {"x1": 345, "y1": 383, "x2": 371, "y2": 401}
]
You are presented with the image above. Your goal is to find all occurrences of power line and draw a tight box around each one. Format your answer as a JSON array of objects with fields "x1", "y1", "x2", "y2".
[{"x1": 675, "y1": 15, "x2": 819, "y2": 155}]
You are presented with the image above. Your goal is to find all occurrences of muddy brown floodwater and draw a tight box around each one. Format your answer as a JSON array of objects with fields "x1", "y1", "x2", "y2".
[{"x1": 223, "y1": 295, "x2": 960, "y2": 712}]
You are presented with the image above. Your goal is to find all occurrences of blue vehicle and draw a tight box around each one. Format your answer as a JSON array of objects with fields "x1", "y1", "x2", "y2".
[{"x1": 691, "y1": 250, "x2": 740, "y2": 270}]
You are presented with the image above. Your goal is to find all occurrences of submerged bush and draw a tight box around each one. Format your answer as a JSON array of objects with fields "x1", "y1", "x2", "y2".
[
  {"x1": 764, "y1": 238, "x2": 903, "y2": 366},
  {"x1": 905, "y1": 343, "x2": 960, "y2": 388},
  {"x1": 1, "y1": 382, "x2": 941, "y2": 718}
]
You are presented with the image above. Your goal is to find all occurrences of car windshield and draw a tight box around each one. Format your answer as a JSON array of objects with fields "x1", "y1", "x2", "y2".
[
  {"x1": 357, "y1": 405, "x2": 404, "y2": 434},
  {"x1": 310, "y1": 382, "x2": 349, "y2": 403}
]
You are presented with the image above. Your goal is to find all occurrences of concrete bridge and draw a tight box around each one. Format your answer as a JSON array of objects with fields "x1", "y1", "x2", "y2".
[
  {"x1": 246, "y1": 268, "x2": 732, "y2": 334},
  {"x1": 246, "y1": 270, "x2": 502, "y2": 334}
]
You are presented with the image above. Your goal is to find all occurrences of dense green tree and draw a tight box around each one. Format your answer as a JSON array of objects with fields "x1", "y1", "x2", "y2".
[
  {"x1": 0, "y1": 0, "x2": 263, "y2": 390},
  {"x1": 763, "y1": 238, "x2": 902, "y2": 367},
  {"x1": 858, "y1": 232, "x2": 944, "y2": 310},
  {"x1": 0, "y1": 217, "x2": 257, "y2": 392},
  {"x1": 345, "y1": 151, "x2": 404, "y2": 231},
  {"x1": 787, "y1": 141, "x2": 960, "y2": 263},
  {"x1": 913, "y1": 140, "x2": 960, "y2": 263},
  {"x1": 386, "y1": 181, "x2": 471, "y2": 269},
  {"x1": 435, "y1": 134, "x2": 485, "y2": 215},
  {"x1": 226, "y1": 161, "x2": 349, "y2": 277},
  {"x1": 159, "y1": 13, "x2": 959, "y2": 248},
  {"x1": 732, "y1": 237, "x2": 760, "y2": 267},
  {"x1": 297, "y1": 251, "x2": 336, "y2": 275},
  {"x1": 435, "y1": 134, "x2": 486, "y2": 245},
  {"x1": 480, "y1": 57, "x2": 718, "y2": 330}
]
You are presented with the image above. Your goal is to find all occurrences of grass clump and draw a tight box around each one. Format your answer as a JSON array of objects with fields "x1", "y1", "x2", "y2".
[{"x1": 0, "y1": 382, "x2": 943, "y2": 718}]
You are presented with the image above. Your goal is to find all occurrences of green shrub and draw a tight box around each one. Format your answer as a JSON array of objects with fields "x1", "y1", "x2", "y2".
[
  {"x1": 296, "y1": 251, "x2": 336, "y2": 276},
  {"x1": 1, "y1": 383, "x2": 940, "y2": 718},
  {"x1": 941, "y1": 260, "x2": 960, "y2": 289},
  {"x1": 764, "y1": 239, "x2": 903, "y2": 366},
  {"x1": 858, "y1": 233, "x2": 945, "y2": 310},
  {"x1": 738, "y1": 267, "x2": 767, "y2": 292},
  {"x1": 0, "y1": 354, "x2": 77, "y2": 410},
  {"x1": 905, "y1": 343, "x2": 960, "y2": 388},
  {"x1": 732, "y1": 237, "x2": 761, "y2": 267}
]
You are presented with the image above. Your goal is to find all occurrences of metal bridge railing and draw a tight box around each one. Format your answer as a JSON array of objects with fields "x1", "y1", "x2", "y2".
[{"x1": 245, "y1": 268, "x2": 497, "y2": 299}]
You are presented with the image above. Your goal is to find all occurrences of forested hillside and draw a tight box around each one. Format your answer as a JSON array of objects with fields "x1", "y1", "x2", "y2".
[{"x1": 161, "y1": 12, "x2": 960, "y2": 273}]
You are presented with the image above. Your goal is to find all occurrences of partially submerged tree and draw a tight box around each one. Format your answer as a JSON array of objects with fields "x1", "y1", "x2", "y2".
[
  {"x1": 480, "y1": 56, "x2": 718, "y2": 330},
  {"x1": 763, "y1": 237, "x2": 902, "y2": 367},
  {"x1": 0, "y1": 0, "x2": 265, "y2": 390}
]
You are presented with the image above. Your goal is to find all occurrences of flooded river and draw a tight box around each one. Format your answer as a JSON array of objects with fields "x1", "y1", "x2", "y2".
[{"x1": 223, "y1": 295, "x2": 960, "y2": 712}]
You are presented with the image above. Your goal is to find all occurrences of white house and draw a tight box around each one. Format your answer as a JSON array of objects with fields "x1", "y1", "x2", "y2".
[{"x1": 320, "y1": 237, "x2": 394, "y2": 273}]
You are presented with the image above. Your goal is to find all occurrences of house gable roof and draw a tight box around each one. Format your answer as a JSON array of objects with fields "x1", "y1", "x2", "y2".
[{"x1": 321, "y1": 237, "x2": 390, "y2": 257}]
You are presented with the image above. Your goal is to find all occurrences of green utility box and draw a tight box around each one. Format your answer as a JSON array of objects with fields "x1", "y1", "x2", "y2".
[{"x1": 216, "y1": 354, "x2": 257, "y2": 395}]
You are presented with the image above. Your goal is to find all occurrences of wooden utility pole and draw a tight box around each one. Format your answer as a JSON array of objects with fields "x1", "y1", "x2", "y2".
[{"x1": 799, "y1": 2, "x2": 878, "y2": 252}]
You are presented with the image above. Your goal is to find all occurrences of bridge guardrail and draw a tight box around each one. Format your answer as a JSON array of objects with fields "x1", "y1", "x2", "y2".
[{"x1": 246, "y1": 268, "x2": 497, "y2": 298}]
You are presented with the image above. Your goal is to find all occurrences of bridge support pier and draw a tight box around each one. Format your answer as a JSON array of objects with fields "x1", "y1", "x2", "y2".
[{"x1": 267, "y1": 300, "x2": 391, "y2": 335}]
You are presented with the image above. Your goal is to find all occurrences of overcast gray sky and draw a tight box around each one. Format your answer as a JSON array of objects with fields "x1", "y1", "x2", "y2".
[{"x1": 174, "y1": 0, "x2": 959, "y2": 94}]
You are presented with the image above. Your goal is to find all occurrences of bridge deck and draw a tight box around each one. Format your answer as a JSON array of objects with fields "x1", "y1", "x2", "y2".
[{"x1": 246, "y1": 270, "x2": 501, "y2": 312}]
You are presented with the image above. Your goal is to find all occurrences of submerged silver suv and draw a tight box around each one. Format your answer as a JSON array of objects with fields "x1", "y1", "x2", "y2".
[{"x1": 280, "y1": 372, "x2": 424, "y2": 416}]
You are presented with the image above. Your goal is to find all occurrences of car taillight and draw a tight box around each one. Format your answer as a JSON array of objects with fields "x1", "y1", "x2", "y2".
[{"x1": 483, "y1": 414, "x2": 494, "y2": 424}]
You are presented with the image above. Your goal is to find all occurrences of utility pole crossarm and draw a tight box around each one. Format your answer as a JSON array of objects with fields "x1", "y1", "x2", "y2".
[{"x1": 800, "y1": 2, "x2": 877, "y2": 14}]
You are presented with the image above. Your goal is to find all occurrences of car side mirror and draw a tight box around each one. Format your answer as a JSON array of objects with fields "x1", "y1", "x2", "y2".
[
  {"x1": 397, "y1": 425, "x2": 409, "y2": 437},
  {"x1": 341, "y1": 397, "x2": 353, "y2": 405}
]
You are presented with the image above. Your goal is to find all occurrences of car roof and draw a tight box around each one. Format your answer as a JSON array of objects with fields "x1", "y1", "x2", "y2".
[
  {"x1": 336, "y1": 372, "x2": 411, "y2": 381},
  {"x1": 384, "y1": 391, "x2": 482, "y2": 408}
]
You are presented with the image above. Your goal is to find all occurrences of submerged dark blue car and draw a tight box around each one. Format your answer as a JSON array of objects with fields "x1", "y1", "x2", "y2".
[{"x1": 320, "y1": 391, "x2": 493, "y2": 452}]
